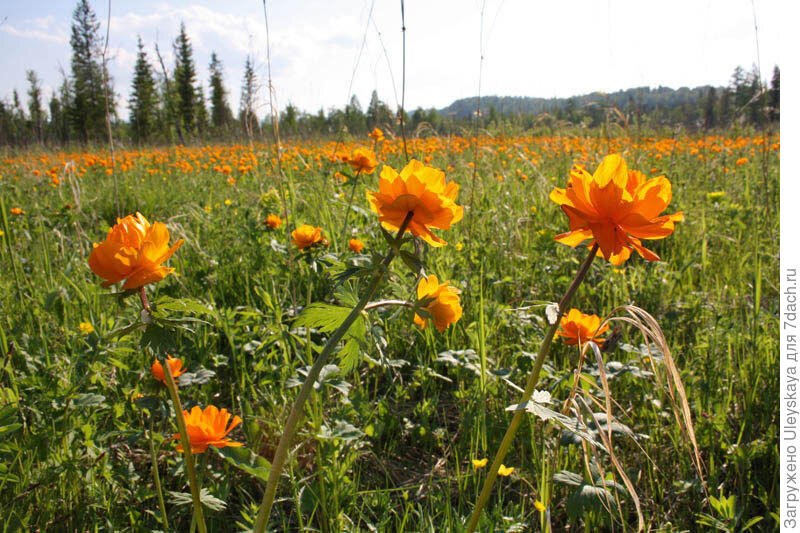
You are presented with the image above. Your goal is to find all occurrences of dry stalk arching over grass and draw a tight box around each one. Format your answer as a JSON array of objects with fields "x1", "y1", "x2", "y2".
[{"x1": 558, "y1": 303, "x2": 707, "y2": 530}]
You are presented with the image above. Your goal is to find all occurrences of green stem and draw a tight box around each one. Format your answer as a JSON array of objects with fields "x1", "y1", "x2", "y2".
[
  {"x1": 163, "y1": 359, "x2": 207, "y2": 533},
  {"x1": 148, "y1": 425, "x2": 170, "y2": 530},
  {"x1": 465, "y1": 243, "x2": 598, "y2": 533},
  {"x1": 341, "y1": 167, "x2": 363, "y2": 246},
  {"x1": 252, "y1": 211, "x2": 414, "y2": 533}
]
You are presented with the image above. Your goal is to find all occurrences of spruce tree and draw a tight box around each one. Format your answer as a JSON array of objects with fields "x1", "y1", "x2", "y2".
[
  {"x1": 26, "y1": 70, "x2": 44, "y2": 143},
  {"x1": 769, "y1": 65, "x2": 780, "y2": 122},
  {"x1": 703, "y1": 86, "x2": 715, "y2": 130},
  {"x1": 173, "y1": 22, "x2": 199, "y2": 135},
  {"x1": 129, "y1": 37, "x2": 157, "y2": 143},
  {"x1": 209, "y1": 52, "x2": 233, "y2": 134},
  {"x1": 68, "y1": 0, "x2": 113, "y2": 142},
  {"x1": 239, "y1": 55, "x2": 258, "y2": 137}
]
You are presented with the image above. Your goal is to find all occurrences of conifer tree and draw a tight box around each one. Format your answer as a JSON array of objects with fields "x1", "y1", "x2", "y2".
[
  {"x1": 209, "y1": 52, "x2": 233, "y2": 134},
  {"x1": 173, "y1": 22, "x2": 199, "y2": 135},
  {"x1": 26, "y1": 70, "x2": 44, "y2": 143},
  {"x1": 129, "y1": 37, "x2": 157, "y2": 143},
  {"x1": 68, "y1": 0, "x2": 113, "y2": 142},
  {"x1": 239, "y1": 55, "x2": 258, "y2": 137},
  {"x1": 769, "y1": 65, "x2": 780, "y2": 122}
]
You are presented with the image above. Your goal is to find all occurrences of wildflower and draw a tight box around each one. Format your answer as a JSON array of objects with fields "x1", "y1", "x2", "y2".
[
  {"x1": 292, "y1": 224, "x2": 326, "y2": 249},
  {"x1": 348, "y1": 238, "x2": 365, "y2": 253},
  {"x1": 78, "y1": 321, "x2": 94, "y2": 335},
  {"x1": 367, "y1": 159, "x2": 463, "y2": 247},
  {"x1": 497, "y1": 464, "x2": 514, "y2": 476},
  {"x1": 224, "y1": 199, "x2": 232, "y2": 206},
  {"x1": 736, "y1": 157, "x2": 749, "y2": 166},
  {"x1": 150, "y1": 355, "x2": 187, "y2": 385},
  {"x1": 369, "y1": 127, "x2": 384, "y2": 142},
  {"x1": 348, "y1": 147, "x2": 377, "y2": 175},
  {"x1": 334, "y1": 171, "x2": 348, "y2": 183},
  {"x1": 472, "y1": 458, "x2": 488, "y2": 470},
  {"x1": 455, "y1": 242, "x2": 464, "y2": 251},
  {"x1": 10, "y1": 207, "x2": 24, "y2": 215},
  {"x1": 706, "y1": 191, "x2": 725, "y2": 201},
  {"x1": 413, "y1": 275, "x2": 463, "y2": 332},
  {"x1": 88, "y1": 212, "x2": 183, "y2": 290},
  {"x1": 264, "y1": 214, "x2": 283, "y2": 229},
  {"x1": 174, "y1": 405, "x2": 243, "y2": 453},
  {"x1": 550, "y1": 154, "x2": 683, "y2": 265},
  {"x1": 555, "y1": 308, "x2": 609, "y2": 346},
  {"x1": 534, "y1": 500, "x2": 546, "y2": 512}
]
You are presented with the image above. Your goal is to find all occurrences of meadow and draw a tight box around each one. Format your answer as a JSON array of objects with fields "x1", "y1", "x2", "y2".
[{"x1": 0, "y1": 128, "x2": 779, "y2": 531}]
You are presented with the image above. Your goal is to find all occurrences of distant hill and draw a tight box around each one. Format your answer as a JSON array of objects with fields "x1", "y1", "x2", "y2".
[{"x1": 439, "y1": 86, "x2": 717, "y2": 118}]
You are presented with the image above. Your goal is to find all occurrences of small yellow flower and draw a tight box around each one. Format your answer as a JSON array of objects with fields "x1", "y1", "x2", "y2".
[
  {"x1": 530, "y1": 206, "x2": 538, "y2": 214},
  {"x1": 455, "y1": 242, "x2": 464, "y2": 251},
  {"x1": 706, "y1": 191, "x2": 725, "y2": 201},
  {"x1": 0, "y1": 229, "x2": 4, "y2": 237},
  {"x1": 472, "y1": 458, "x2": 488, "y2": 470},
  {"x1": 204, "y1": 205, "x2": 212, "y2": 214},
  {"x1": 79, "y1": 321, "x2": 94, "y2": 335},
  {"x1": 497, "y1": 464, "x2": 514, "y2": 476},
  {"x1": 224, "y1": 199, "x2": 232, "y2": 206},
  {"x1": 534, "y1": 500, "x2": 546, "y2": 512}
]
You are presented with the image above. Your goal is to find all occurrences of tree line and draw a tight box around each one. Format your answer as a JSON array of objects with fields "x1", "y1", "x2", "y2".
[{"x1": 0, "y1": 0, "x2": 780, "y2": 147}]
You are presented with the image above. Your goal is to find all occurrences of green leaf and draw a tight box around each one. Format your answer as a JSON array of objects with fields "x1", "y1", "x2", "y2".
[
  {"x1": 399, "y1": 250, "x2": 423, "y2": 274},
  {"x1": 0, "y1": 423, "x2": 22, "y2": 437},
  {"x1": 213, "y1": 445, "x2": 271, "y2": 482},
  {"x1": 71, "y1": 393, "x2": 106, "y2": 407},
  {"x1": 318, "y1": 419, "x2": 364, "y2": 444},
  {"x1": 168, "y1": 488, "x2": 227, "y2": 511},
  {"x1": 294, "y1": 304, "x2": 366, "y2": 372},
  {"x1": 177, "y1": 369, "x2": 216, "y2": 386},
  {"x1": 153, "y1": 296, "x2": 213, "y2": 317}
]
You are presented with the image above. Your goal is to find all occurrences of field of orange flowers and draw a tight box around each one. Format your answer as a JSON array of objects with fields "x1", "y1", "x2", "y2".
[{"x1": 0, "y1": 129, "x2": 778, "y2": 531}]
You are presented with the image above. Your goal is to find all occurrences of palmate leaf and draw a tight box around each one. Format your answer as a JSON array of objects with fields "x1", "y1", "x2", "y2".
[
  {"x1": 293, "y1": 303, "x2": 367, "y2": 373},
  {"x1": 168, "y1": 488, "x2": 227, "y2": 511},
  {"x1": 506, "y1": 400, "x2": 607, "y2": 452},
  {"x1": 213, "y1": 445, "x2": 271, "y2": 482},
  {"x1": 318, "y1": 419, "x2": 364, "y2": 444}
]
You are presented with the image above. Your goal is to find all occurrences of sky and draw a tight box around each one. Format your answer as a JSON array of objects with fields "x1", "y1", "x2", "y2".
[{"x1": 0, "y1": 0, "x2": 785, "y2": 119}]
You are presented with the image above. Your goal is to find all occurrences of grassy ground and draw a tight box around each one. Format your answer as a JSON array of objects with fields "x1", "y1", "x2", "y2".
[{"x1": 0, "y1": 128, "x2": 778, "y2": 531}]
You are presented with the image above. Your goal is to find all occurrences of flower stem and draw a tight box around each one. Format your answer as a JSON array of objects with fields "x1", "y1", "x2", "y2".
[
  {"x1": 363, "y1": 299, "x2": 415, "y2": 311},
  {"x1": 162, "y1": 359, "x2": 207, "y2": 533},
  {"x1": 465, "y1": 243, "x2": 598, "y2": 533},
  {"x1": 139, "y1": 286, "x2": 152, "y2": 313},
  {"x1": 341, "y1": 167, "x2": 363, "y2": 246},
  {"x1": 252, "y1": 211, "x2": 414, "y2": 533},
  {"x1": 147, "y1": 425, "x2": 170, "y2": 530}
]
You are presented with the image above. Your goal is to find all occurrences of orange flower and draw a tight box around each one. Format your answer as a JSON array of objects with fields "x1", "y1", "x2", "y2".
[
  {"x1": 550, "y1": 154, "x2": 683, "y2": 265},
  {"x1": 264, "y1": 214, "x2": 283, "y2": 229},
  {"x1": 369, "y1": 127, "x2": 384, "y2": 142},
  {"x1": 150, "y1": 355, "x2": 187, "y2": 385},
  {"x1": 10, "y1": 207, "x2": 24, "y2": 215},
  {"x1": 348, "y1": 238, "x2": 365, "y2": 253},
  {"x1": 174, "y1": 405, "x2": 243, "y2": 454},
  {"x1": 292, "y1": 224, "x2": 326, "y2": 249},
  {"x1": 555, "y1": 308, "x2": 609, "y2": 346},
  {"x1": 413, "y1": 275, "x2": 462, "y2": 332},
  {"x1": 366, "y1": 159, "x2": 463, "y2": 247},
  {"x1": 88, "y1": 212, "x2": 183, "y2": 289},
  {"x1": 735, "y1": 157, "x2": 749, "y2": 166},
  {"x1": 348, "y1": 147, "x2": 377, "y2": 175}
]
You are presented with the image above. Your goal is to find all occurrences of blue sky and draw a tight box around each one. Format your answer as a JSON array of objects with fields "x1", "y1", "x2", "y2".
[{"x1": 0, "y1": 1, "x2": 785, "y2": 119}]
